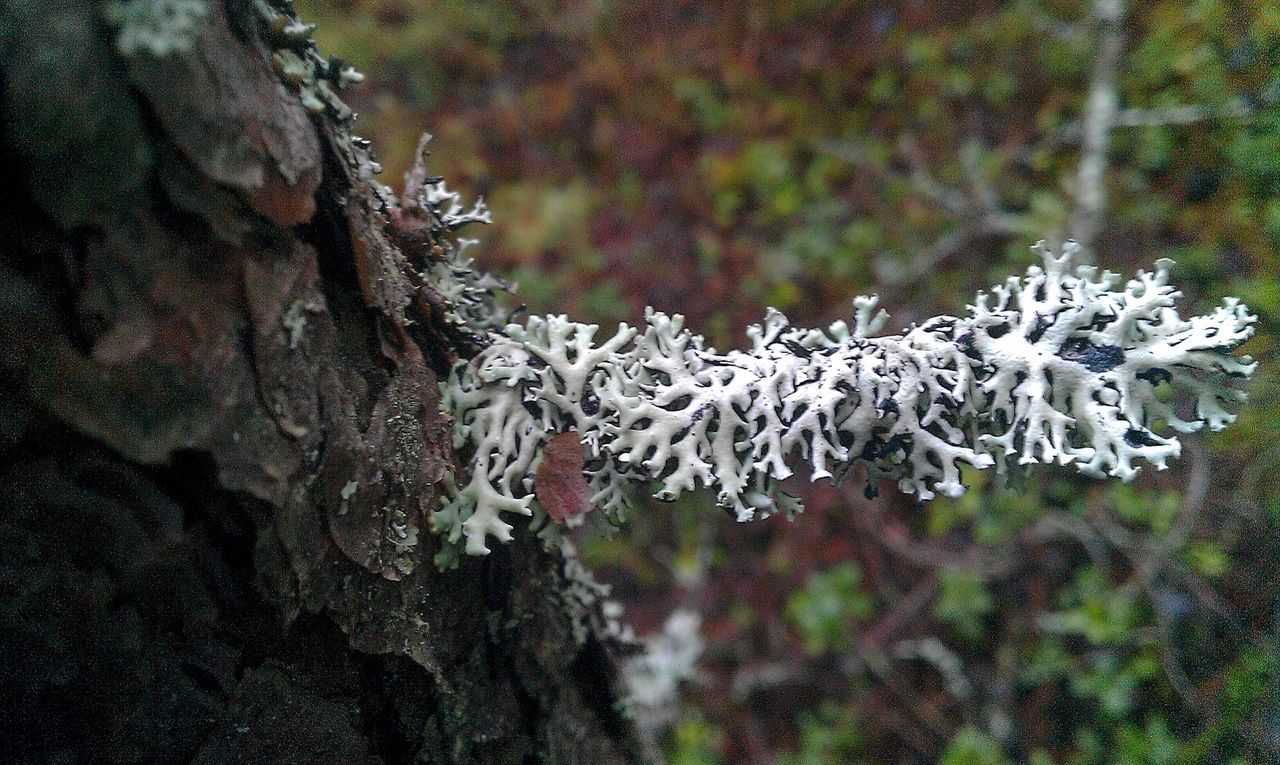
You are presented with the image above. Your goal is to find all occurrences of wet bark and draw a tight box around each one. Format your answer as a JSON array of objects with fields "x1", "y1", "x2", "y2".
[{"x1": 0, "y1": 1, "x2": 645, "y2": 762}]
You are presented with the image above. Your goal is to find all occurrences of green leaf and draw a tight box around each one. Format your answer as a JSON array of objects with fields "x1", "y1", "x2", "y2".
[{"x1": 940, "y1": 726, "x2": 1011, "y2": 765}]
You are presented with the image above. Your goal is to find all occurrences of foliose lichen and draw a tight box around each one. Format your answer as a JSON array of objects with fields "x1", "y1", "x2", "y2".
[
  {"x1": 623, "y1": 609, "x2": 703, "y2": 710},
  {"x1": 434, "y1": 239, "x2": 1256, "y2": 567},
  {"x1": 252, "y1": 0, "x2": 364, "y2": 122},
  {"x1": 401, "y1": 173, "x2": 508, "y2": 333},
  {"x1": 103, "y1": 0, "x2": 207, "y2": 57}
]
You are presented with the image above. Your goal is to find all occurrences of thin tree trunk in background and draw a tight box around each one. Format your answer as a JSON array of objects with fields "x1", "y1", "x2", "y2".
[
  {"x1": 0, "y1": 1, "x2": 644, "y2": 762},
  {"x1": 1068, "y1": 0, "x2": 1126, "y2": 259}
]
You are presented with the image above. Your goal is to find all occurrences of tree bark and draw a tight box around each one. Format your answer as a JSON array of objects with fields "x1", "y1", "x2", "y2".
[{"x1": 0, "y1": 1, "x2": 645, "y2": 762}]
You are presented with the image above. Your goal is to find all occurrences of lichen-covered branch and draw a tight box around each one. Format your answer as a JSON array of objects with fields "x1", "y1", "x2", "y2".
[{"x1": 435, "y1": 237, "x2": 1255, "y2": 566}]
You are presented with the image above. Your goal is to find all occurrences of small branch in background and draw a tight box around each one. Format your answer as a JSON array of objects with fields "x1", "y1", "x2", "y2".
[
  {"x1": 857, "y1": 575, "x2": 941, "y2": 657},
  {"x1": 1068, "y1": 0, "x2": 1127, "y2": 260},
  {"x1": 1052, "y1": 96, "x2": 1274, "y2": 144},
  {"x1": 892, "y1": 637, "x2": 974, "y2": 703},
  {"x1": 842, "y1": 484, "x2": 1021, "y2": 580},
  {"x1": 1027, "y1": 4, "x2": 1089, "y2": 45},
  {"x1": 863, "y1": 642, "x2": 957, "y2": 739},
  {"x1": 818, "y1": 136, "x2": 1024, "y2": 287},
  {"x1": 1140, "y1": 436, "x2": 1210, "y2": 587},
  {"x1": 898, "y1": 134, "x2": 972, "y2": 215},
  {"x1": 730, "y1": 658, "x2": 809, "y2": 697}
]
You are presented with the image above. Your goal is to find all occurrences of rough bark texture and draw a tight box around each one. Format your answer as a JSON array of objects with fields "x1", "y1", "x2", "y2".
[{"x1": 0, "y1": 2, "x2": 646, "y2": 762}]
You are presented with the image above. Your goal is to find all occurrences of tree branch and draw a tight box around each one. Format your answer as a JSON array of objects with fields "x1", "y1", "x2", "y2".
[
  {"x1": 439, "y1": 240, "x2": 1255, "y2": 561},
  {"x1": 1068, "y1": 0, "x2": 1128, "y2": 260}
]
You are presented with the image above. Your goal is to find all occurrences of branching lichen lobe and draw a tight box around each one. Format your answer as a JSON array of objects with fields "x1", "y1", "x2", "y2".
[{"x1": 437, "y1": 241, "x2": 1256, "y2": 565}]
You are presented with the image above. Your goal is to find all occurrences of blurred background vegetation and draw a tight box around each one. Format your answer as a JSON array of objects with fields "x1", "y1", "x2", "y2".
[{"x1": 298, "y1": 1, "x2": 1278, "y2": 762}]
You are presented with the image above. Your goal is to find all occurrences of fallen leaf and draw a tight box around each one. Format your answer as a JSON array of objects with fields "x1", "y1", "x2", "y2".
[{"x1": 535, "y1": 431, "x2": 592, "y2": 525}]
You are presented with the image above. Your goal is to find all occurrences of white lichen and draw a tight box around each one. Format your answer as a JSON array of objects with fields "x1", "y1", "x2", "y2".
[
  {"x1": 624, "y1": 609, "x2": 703, "y2": 709},
  {"x1": 434, "y1": 241, "x2": 1255, "y2": 566},
  {"x1": 256, "y1": 0, "x2": 364, "y2": 121},
  {"x1": 560, "y1": 541, "x2": 633, "y2": 647},
  {"x1": 104, "y1": 0, "x2": 207, "y2": 57},
  {"x1": 422, "y1": 177, "x2": 492, "y2": 230}
]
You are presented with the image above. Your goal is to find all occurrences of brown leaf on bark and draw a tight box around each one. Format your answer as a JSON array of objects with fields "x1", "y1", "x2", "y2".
[{"x1": 535, "y1": 431, "x2": 593, "y2": 525}]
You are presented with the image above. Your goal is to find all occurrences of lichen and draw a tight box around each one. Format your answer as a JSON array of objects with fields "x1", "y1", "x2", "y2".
[
  {"x1": 560, "y1": 541, "x2": 632, "y2": 647},
  {"x1": 435, "y1": 241, "x2": 1256, "y2": 565},
  {"x1": 406, "y1": 175, "x2": 509, "y2": 336},
  {"x1": 103, "y1": 0, "x2": 207, "y2": 57},
  {"x1": 253, "y1": 0, "x2": 363, "y2": 122},
  {"x1": 623, "y1": 609, "x2": 702, "y2": 709}
]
